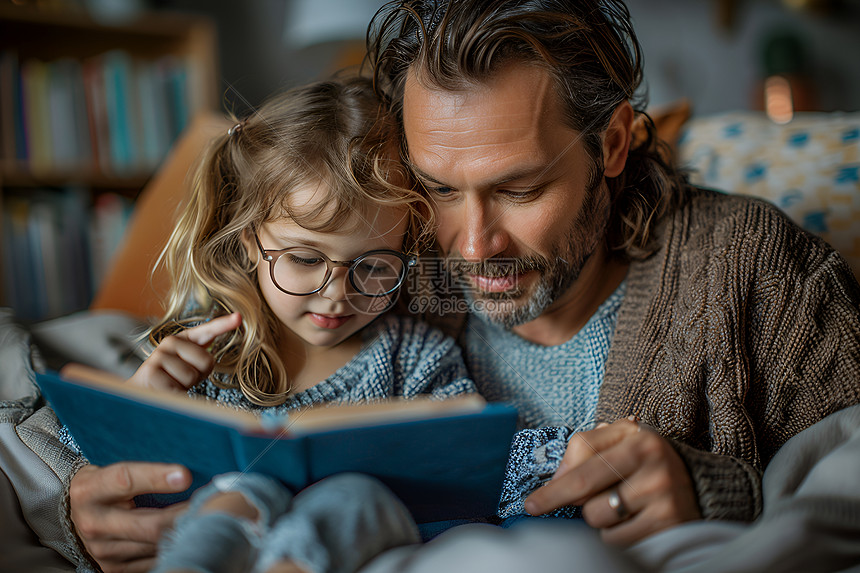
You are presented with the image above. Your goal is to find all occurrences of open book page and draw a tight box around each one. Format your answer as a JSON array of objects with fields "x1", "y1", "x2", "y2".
[
  {"x1": 58, "y1": 362, "x2": 487, "y2": 435},
  {"x1": 59, "y1": 362, "x2": 262, "y2": 431}
]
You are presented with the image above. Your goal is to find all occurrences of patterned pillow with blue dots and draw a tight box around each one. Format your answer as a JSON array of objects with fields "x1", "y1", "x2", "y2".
[{"x1": 677, "y1": 111, "x2": 860, "y2": 279}]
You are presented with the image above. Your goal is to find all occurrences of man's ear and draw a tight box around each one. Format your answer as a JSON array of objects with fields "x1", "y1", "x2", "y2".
[{"x1": 602, "y1": 100, "x2": 634, "y2": 178}]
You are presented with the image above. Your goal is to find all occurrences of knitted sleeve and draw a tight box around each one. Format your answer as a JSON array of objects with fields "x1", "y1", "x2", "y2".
[
  {"x1": 682, "y1": 201, "x2": 860, "y2": 520},
  {"x1": 746, "y1": 245, "x2": 860, "y2": 464},
  {"x1": 497, "y1": 426, "x2": 582, "y2": 520},
  {"x1": 677, "y1": 197, "x2": 860, "y2": 520},
  {"x1": 669, "y1": 440, "x2": 762, "y2": 521},
  {"x1": 601, "y1": 190, "x2": 860, "y2": 523}
]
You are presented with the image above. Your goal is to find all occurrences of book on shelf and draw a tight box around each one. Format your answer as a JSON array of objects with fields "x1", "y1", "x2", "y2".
[
  {"x1": 48, "y1": 58, "x2": 77, "y2": 170},
  {"x1": 82, "y1": 55, "x2": 111, "y2": 172},
  {"x1": 0, "y1": 50, "x2": 20, "y2": 164},
  {"x1": 1, "y1": 48, "x2": 196, "y2": 175},
  {"x1": 47, "y1": 58, "x2": 92, "y2": 170},
  {"x1": 161, "y1": 56, "x2": 191, "y2": 142},
  {"x1": 136, "y1": 59, "x2": 172, "y2": 169},
  {"x1": 101, "y1": 50, "x2": 137, "y2": 172},
  {"x1": 20, "y1": 58, "x2": 52, "y2": 172},
  {"x1": 36, "y1": 365, "x2": 519, "y2": 523},
  {"x1": 89, "y1": 192, "x2": 133, "y2": 289},
  {"x1": 2, "y1": 198, "x2": 37, "y2": 318},
  {"x1": 28, "y1": 198, "x2": 63, "y2": 318},
  {"x1": 1, "y1": 188, "x2": 114, "y2": 320}
]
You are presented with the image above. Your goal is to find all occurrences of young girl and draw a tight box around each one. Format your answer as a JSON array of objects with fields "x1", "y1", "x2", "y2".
[{"x1": 126, "y1": 76, "x2": 476, "y2": 573}]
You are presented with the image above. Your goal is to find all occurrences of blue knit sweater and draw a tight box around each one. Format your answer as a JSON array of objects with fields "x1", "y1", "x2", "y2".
[
  {"x1": 189, "y1": 313, "x2": 476, "y2": 412},
  {"x1": 465, "y1": 281, "x2": 627, "y2": 518}
]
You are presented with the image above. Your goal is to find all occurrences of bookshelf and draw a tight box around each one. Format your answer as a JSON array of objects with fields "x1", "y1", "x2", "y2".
[{"x1": 0, "y1": 4, "x2": 217, "y2": 321}]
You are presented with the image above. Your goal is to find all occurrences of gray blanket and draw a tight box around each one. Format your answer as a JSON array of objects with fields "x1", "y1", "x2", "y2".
[{"x1": 0, "y1": 309, "x2": 147, "y2": 572}]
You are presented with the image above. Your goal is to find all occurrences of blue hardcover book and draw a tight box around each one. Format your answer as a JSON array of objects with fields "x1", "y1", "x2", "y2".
[{"x1": 35, "y1": 367, "x2": 518, "y2": 523}]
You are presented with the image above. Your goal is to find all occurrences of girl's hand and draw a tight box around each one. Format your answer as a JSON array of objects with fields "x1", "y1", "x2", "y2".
[{"x1": 127, "y1": 312, "x2": 242, "y2": 392}]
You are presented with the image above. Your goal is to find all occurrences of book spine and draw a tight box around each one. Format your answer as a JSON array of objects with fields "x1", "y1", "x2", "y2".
[
  {"x1": 29, "y1": 196, "x2": 64, "y2": 318},
  {"x1": 135, "y1": 60, "x2": 163, "y2": 170},
  {"x1": 158, "y1": 56, "x2": 190, "y2": 142},
  {"x1": 170, "y1": 60, "x2": 191, "y2": 138},
  {"x1": 102, "y1": 50, "x2": 136, "y2": 173},
  {"x1": 56, "y1": 188, "x2": 93, "y2": 312},
  {"x1": 24, "y1": 199, "x2": 48, "y2": 319},
  {"x1": 47, "y1": 59, "x2": 78, "y2": 171},
  {"x1": 83, "y1": 56, "x2": 112, "y2": 174},
  {"x1": 21, "y1": 59, "x2": 52, "y2": 173},
  {"x1": 5, "y1": 199, "x2": 38, "y2": 319},
  {"x1": 0, "y1": 51, "x2": 18, "y2": 165},
  {"x1": 1, "y1": 205, "x2": 20, "y2": 310},
  {"x1": 13, "y1": 54, "x2": 28, "y2": 163},
  {"x1": 68, "y1": 59, "x2": 93, "y2": 171},
  {"x1": 89, "y1": 192, "x2": 131, "y2": 290}
]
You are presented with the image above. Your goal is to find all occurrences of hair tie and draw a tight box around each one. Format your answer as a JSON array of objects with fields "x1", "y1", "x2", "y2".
[{"x1": 227, "y1": 121, "x2": 245, "y2": 137}]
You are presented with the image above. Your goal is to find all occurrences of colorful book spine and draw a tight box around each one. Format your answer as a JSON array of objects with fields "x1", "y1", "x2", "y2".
[
  {"x1": 20, "y1": 58, "x2": 52, "y2": 173},
  {"x1": 101, "y1": 50, "x2": 137, "y2": 172},
  {"x1": 47, "y1": 59, "x2": 79, "y2": 170},
  {"x1": 3, "y1": 49, "x2": 196, "y2": 177},
  {"x1": 83, "y1": 55, "x2": 112, "y2": 173}
]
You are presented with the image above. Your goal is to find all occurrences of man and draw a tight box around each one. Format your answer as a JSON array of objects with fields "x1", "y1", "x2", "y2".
[
  {"x1": 19, "y1": 1, "x2": 860, "y2": 571},
  {"x1": 367, "y1": 0, "x2": 860, "y2": 545}
]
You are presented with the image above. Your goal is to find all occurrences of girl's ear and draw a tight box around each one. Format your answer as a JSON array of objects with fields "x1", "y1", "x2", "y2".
[
  {"x1": 240, "y1": 228, "x2": 258, "y2": 263},
  {"x1": 602, "y1": 100, "x2": 634, "y2": 178}
]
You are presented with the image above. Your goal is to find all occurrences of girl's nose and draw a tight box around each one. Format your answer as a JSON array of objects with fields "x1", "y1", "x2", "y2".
[{"x1": 318, "y1": 267, "x2": 350, "y2": 301}]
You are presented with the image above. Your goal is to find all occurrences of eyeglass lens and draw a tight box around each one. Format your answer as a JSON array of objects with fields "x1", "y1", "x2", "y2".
[{"x1": 272, "y1": 248, "x2": 406, "y2": 296}]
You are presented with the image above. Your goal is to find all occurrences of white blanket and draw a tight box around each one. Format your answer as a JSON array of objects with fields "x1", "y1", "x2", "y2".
[{"x1": 363, "y1": 403, "x2": 860, "y2": 573}]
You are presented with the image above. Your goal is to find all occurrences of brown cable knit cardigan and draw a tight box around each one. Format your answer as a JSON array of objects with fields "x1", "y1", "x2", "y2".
[
  {"x1": 419, "y1": 186, "x2": 860, "y2": 522},
  {"x1": 599, "y1": 187, "x2": 860, "y2": 521}
]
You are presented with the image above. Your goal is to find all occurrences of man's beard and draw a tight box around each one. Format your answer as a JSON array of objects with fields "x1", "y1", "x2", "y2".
[{"x1": 447, "y1": 176, "x2": 610, "y2": 329}]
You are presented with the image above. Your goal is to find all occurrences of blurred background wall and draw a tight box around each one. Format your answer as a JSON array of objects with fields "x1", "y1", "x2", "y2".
[{"x1": 155, "y1": 0, "x2": 860, "y2": 116}]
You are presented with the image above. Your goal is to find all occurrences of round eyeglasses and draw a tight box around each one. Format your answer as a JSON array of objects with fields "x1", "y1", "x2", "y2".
[{"x1": 254, "y1": 233, "x2": 416, "y2": 297}]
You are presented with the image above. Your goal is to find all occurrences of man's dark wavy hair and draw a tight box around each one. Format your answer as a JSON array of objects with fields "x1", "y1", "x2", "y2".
[{"x1": 366, "y1": 0, "x2": 687, "y2": 259}]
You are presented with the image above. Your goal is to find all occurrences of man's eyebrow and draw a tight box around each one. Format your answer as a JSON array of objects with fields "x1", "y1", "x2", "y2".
[
  {"x1": 408, "y1": 162, "x2": 550, "y2": 189},
  {"x1": 407, "y1": 162, "x2": 447, "y2": 187}
]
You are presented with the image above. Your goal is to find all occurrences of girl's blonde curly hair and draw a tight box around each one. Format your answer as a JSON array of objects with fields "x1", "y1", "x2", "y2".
[{"x1": 149, "y1": 74, "x2": 433, "y2": 406}]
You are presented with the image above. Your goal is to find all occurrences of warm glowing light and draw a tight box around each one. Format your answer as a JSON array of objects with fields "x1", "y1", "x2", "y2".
[{"x1": 765, "y1": 75, "x2": 794, "y2": 124}]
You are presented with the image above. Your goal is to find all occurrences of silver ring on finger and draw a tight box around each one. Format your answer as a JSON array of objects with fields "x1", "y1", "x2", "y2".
[{"x1": 607, "y1": 487, "x2": 629, "y2": 520}]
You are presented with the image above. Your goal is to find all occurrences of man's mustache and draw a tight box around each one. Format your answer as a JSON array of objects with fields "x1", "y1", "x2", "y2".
[{"x1": 446, "y1": 256, "x2": 553, "y2": 278}]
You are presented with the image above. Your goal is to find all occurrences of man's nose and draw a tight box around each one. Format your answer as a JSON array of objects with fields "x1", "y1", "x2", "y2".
[{"x1": 458, "y1": 199, "x2": 508, "y2": 262}]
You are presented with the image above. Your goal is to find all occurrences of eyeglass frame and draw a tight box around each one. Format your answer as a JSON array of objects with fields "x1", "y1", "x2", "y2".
[{"x1": 254, "y1": 232, "x2": 417, "y2": 298}]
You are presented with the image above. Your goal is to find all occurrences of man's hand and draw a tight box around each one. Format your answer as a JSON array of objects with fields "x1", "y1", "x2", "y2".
[
  {"x1": 127, "y1": 312, "x2": 242, "y2": 392},
  {"x1": 524, "y1": 417, "x2": 700, "y2": 545},
  {"x1": 70, "y1": 462, "x2": 192, "y2": 573}
]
